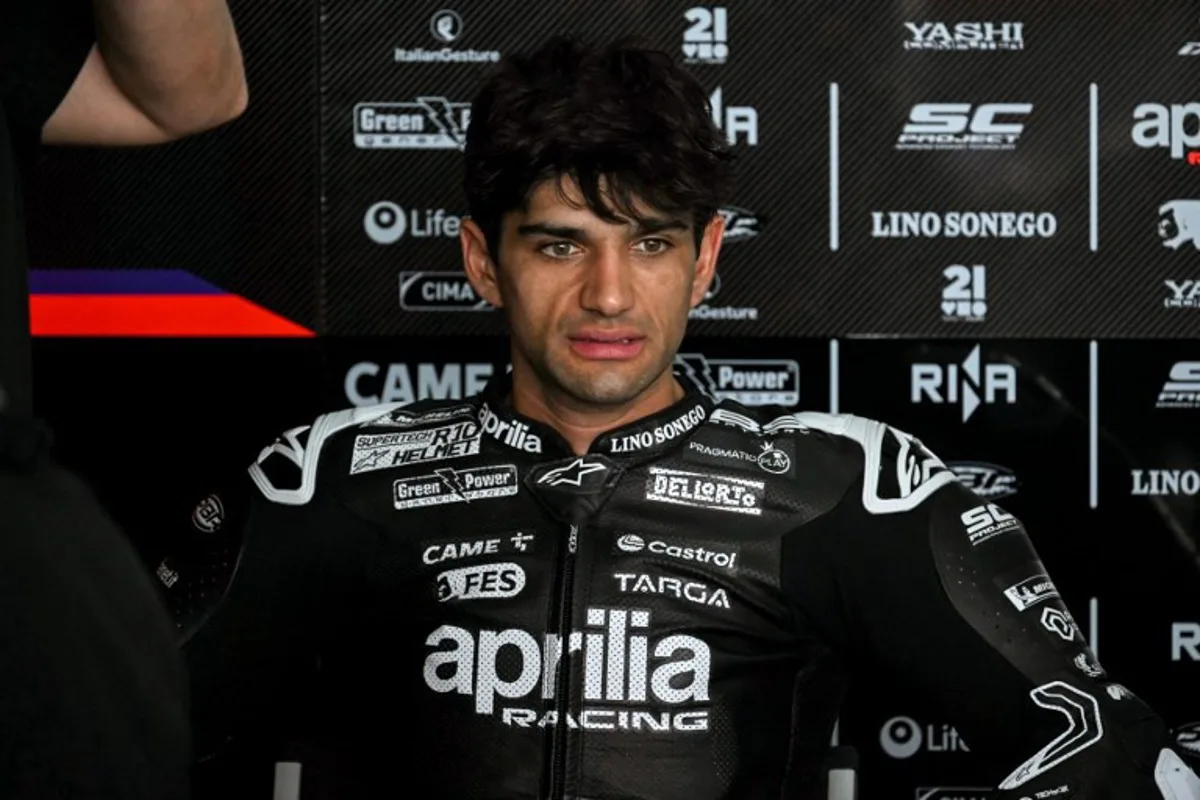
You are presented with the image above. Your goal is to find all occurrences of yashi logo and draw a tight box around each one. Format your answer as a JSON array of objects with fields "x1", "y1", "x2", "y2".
[
  {"x1": 353, "y1": 98, "x2": 470, "y2": 150},
  {"x1": 1131, "y1": 103, "x2": 1200, "y2": 164},
  {"x1": 1164, "y1": 279, "x2": 1200, "y2": 309},
  {"x1": 423, "y1": 607, "x2": 711, "y2": 733},
  {"x1": 911, "y1": 345, "x2": 1017, "y2": 422},
  {"x1": 896, "y1": 102, "x2": 1031, "y2": 151},
  {"x1": 879, "y1": 716, "x2": 969, "y2": 759},
  {"x1": 436, "y1": 562, "x2": 525, "y2": 602},
  {"x1": 1159, "y1": 200, "x2": 1200, "y2": 250},
  {"x1": 903, "y1": 21, "x2": 1024, "y2": 51}
]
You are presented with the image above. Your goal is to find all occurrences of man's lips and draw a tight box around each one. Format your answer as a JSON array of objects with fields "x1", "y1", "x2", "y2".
[{"x1": 567, "y1": 331, "x2": 646, "y2": 360}]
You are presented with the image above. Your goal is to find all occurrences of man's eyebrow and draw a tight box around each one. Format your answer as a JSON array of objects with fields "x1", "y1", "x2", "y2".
[
  {"x1": 515, "y1": 217, "x2": 690, "y2": 239},
  {"x1": 515, "y1": 222, "x2": 586, "y2": 239}
]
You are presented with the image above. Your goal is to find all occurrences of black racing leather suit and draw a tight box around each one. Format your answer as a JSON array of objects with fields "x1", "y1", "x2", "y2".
[{"x1": 159, "y1": 373, "x2": 1199, "y2": 799}]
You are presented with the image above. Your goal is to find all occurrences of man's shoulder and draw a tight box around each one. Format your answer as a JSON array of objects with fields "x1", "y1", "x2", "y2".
[
  {"x1": 247, "y1": 397, "x2": 481, "y2": 506},
  {"x1": 702, "y1": 403, "x2": 960, "y2": 515}
]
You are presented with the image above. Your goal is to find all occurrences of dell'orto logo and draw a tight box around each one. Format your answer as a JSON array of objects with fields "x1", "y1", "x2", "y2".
[
  {"x1": 683, "y1": 6, "x2": 727, "y2": 64},
  {"x1": 1132, "y1": 103, "x2": 1200, "y2": 164},
  {"x1": 364, "y1": 202, "x2": 461, "y2": 243},
  {"x1": 896, "y1": 102, "x2": 1031, "y2": 151},
  {"x1": 1160, "y1": 200, "x2": 1200, "y2": 250},
  {"x1": 399, "y1": 272, "x2": 490, "y2": 312},
  {"x1": 879, "y1": 716, "x2": 969, "y2": 759},
  {"x1": 911, "y1": 345, "x2": 1017, "y2": 422},
  {"x1": 1156, "y1": 361, "x2": 1200, "y2": 409},
  {"x1": 709, "y1": 88, "x2": 757, "y2": 146},
  {"x1": 903, "y1": 21, "x2": 1024, "y2": 51},
  {"x1": 674, "y1": 353, "x2": 799, "y2": 406},
  {"x1": 942, "y1": 264, "x2": 986, "y2": 322},
  {"x1": 354, "y1": 98, "x2": 470, "y2": 150}
]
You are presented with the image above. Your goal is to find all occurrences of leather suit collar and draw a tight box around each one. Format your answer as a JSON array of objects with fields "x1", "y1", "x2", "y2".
[{"x1": 476, "y1": 370, "x2": 713, "y2": 464}]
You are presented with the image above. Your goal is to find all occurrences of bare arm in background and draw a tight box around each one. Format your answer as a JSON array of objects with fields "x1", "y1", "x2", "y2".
[{"x1": 43, "y1": 0, "x2": 247, "y2": 145}]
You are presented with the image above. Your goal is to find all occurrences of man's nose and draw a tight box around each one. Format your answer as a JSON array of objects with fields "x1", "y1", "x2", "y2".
[{"x1": 579, "y1": 248, "x2": 635, "y2": 317}]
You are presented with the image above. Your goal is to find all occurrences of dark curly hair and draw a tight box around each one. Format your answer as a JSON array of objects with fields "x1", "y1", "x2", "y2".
[{"x1": 463, "y1": 34, "x2": 735, "y2": 257}]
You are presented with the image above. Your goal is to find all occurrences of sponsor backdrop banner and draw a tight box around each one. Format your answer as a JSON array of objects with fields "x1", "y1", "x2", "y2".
[{"x1": 22, "y1": 1, "x2": 1200, "y2": 798}]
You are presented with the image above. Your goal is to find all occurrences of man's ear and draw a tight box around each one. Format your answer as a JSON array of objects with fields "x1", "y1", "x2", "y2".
[
  {"x1": 460, "y1": 217, "x2": 504, "y2": 308},
  {"x1": 689, "y1": 213, "x2": 726, "y2": 308}
]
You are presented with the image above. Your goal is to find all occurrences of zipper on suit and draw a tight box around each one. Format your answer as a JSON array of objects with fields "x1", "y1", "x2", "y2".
[{"x1": 546, "y1": 522, "x2": 579, "y2": 799}]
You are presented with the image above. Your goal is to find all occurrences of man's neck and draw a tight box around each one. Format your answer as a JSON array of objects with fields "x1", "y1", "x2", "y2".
[{"x1": 509, "y1": 365, "x2": 684, "y2": 456}]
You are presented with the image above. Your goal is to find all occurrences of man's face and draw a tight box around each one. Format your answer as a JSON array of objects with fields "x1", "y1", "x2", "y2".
[{"x1": 462, "y1": 178, "x2": 723, "y2": 406}]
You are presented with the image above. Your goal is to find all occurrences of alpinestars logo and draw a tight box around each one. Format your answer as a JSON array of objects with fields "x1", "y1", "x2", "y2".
[
  {"x1": 896, "y1": 103, "x2": 1031, "y2": 151},
  {"x1": 537, "y1": 458, "x2": 608, "y2": 487},
  {"x1": 903, "y1": 21, "x2": 1024, "y2": 51},
  {"x1": 423, "y1": 607, "x2": 711, "y2": 732},
  {"x1": 1156, "y1": 361, "x2": 1200, "y2": 409},
  {"x1": 1164, "y1": 279, "x2": 1200, "y2": 309},
  {"x1": 1159, "y1": 200, "x2": 1200, "y2": 250},
  {"x1": 675, "y1": 353, "x2": 800, "y2": 406},
  {"x1": 1131, "y1": 103, "x2": 1200, "y2": 164},
  {"x1": 353, "y1": 98, "x2": 470, "y2": 149},
  {"x1": 911, "y1": 344, "x2": 1017, "y2": 422}
]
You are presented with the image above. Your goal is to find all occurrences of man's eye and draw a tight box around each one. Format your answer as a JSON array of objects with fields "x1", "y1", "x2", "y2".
[
  {"x1": 635, "y1": 238, "x2": 672, "y2": 254},
  {"x1": 539, "y1": 241, "x2": 579, "y2": 258}
]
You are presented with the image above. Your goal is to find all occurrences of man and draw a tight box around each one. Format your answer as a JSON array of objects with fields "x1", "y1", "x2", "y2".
[
  {"x1": 0, "y1": 1, "x2": 246, "y2": 797},
  {"x1": 162, "y1": 36, "x2": 1199, "y2": 799}
]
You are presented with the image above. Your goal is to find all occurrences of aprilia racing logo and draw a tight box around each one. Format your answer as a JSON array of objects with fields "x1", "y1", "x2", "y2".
[
  {"x1": 423, "y1": 607, "x2": 711, "y2": 732},
  {"x1": 353, "y1": 98, "x2": 470, "y2": 149},
  {"x1": 479, "y1": 403, "x2": 543, "y2": 453},
  {"x1": 1132, "y1": 103, "x2": 1200, "y2": 165}
]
